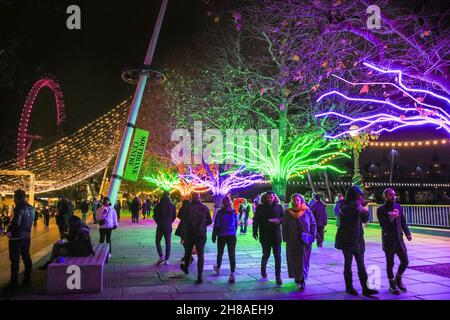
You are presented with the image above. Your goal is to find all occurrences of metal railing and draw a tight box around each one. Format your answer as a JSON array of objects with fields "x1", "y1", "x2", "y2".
[{"x1": 327, "y1": 204, "x2": 450, "y2": 229}]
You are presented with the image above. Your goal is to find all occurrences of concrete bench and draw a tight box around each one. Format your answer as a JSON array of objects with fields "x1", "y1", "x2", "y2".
[{"x1": 47, "y1": 243, "x2": 109, "y2": 294}]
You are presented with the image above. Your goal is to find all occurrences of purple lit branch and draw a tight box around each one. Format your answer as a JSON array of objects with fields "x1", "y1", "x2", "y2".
[
  {"x1": 183, "y1": 165, "x2": 263, "y2": 196},
  {"x1": 315, "y1": 63, "x2": 450, "y2": 138}
]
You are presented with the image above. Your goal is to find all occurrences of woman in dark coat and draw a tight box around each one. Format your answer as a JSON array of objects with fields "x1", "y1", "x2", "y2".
[
  {"x1": 253, "y1": 191, "x2": 284, "y2": 285},
  {"x1": 282, "y1": 194, "x2": 316, "y2": 290},
  {"x1": 335, "y1": 186, "x2": 379, "y2": 297}
]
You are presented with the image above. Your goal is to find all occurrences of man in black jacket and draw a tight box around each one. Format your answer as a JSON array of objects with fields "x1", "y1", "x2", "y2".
[
  {"x1": 180, "y1": 193, "x2": 212, "y2": 284},
  {"x1": 4, "y1": 190, "x2": 35, "y2": 294},
  {"x1": 335, "y1": 186, "x2": 379, "y2": 297},
  {"x1": 377, "y1": 188, "x2": 412, "y2": 294},
  {"x1": 154, "y1": 191, "x2": 177, "y2": 265},
  {"x1": 310, "y1": 194, "x2": 328, "y2": 247},
  {"x1": 253, "y1": 191, "x2": 284, "y2": 285}
]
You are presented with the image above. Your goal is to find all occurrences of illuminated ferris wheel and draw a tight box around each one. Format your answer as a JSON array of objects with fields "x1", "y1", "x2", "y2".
[{"x1": 17, "y1": 77, "x2": 65, "y2": 167}]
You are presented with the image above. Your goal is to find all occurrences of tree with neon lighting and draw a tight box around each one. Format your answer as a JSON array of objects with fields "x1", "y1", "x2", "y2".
[
  {"x1": 315, "y1": 63, "x2": 450, "y2": 137},
  {"x1": 165, "y1": 14, "x2": 349, "y2": 198},
  {"x1": 183, "y1": 161, "x2": 263, "y2": 212}
]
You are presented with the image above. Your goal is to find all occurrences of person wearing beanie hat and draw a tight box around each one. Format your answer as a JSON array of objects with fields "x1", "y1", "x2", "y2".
[{"x1": 335, "y1": 186, "x2": 379, "y2": 297}]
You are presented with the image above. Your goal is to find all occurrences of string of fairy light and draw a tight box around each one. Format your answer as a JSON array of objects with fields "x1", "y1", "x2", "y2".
[
  {"x1": 0, "y1": 99, "x2": 130, "y2": 194},
  {"x1": 369, "y1": 139, "x2": 450, "y2": 148}
]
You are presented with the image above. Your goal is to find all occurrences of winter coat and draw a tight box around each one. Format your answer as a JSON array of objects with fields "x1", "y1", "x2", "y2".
[
  {"x1": 154, "y1": 197, "x2": 177, "y2": 232},
  {"x1": 212, "y1": 207, "x2": 238, "y2": 239},
  {"x1": 96, "y1": 205, "x2": 118, "y2": 229},
  {"x1": 310, "y1": 200, "x2": 328, "y2": 227},
  {"x1": 8, "y1": 202, "x2": 35, "y2": 239},
  {"x1": 182, "y1": 199, "x2": 212, "y2": 239},
  {"x1": 377, "y1": 202, "x2": 411, "y2": 253},
  {"x1": 253, "y1": 203, "x2": 284, "y2": 245},
  {"x1": 335, "y1": 202, "x2": 369, "y2": 253}
]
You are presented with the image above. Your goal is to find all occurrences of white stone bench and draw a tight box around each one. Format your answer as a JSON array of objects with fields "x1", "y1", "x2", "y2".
[{"x1": 46, "y1": 243, "x2": 109, "y2": 294}]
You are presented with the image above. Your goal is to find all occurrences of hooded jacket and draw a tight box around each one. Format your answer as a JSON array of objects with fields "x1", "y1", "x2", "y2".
[
  {"x1": 213, "y1": 207, "x2": 238, "y2": 239},
  {"x1": 96, "y1": 205, "x2": 118, "y2": 229},
  {"x1": 153, "y1": 196, "x2": 177, "y2": 232}
]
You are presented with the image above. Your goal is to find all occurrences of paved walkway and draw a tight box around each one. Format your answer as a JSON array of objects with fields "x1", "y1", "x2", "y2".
[{"x1": 4, "y1": 211, "x2": 450, "y2": 300}]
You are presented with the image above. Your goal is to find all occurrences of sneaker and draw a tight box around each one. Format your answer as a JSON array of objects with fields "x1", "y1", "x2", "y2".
[
  {"x1": 346, "y1": 286, "x2": 358, "y2": 296},
  {"x1": 164, "y1": 260, "x2": 169, "y2": 266},
  {"x1": 180, "y1": 263, "x2": 189, "y2": 275},
  {"x1": 261, "y1": 271, "x2": 267, "y2": 280},
  {"x1": 213, "y1": 265, "x2": 220, "y2": 275},
  {"x1": 157, "y1": 257, "x2": 165, "y2": 264},
  {"x1": 229, "y1": 273, "x2": 235, "y2": 284}
]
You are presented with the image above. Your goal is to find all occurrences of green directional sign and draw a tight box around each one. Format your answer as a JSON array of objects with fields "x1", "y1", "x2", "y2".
[{"x1": 123, "y1": 128, "x2": 149, "y2": 182}]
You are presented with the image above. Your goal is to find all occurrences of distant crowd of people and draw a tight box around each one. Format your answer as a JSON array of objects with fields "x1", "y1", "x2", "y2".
[{"x1": 1, "y1": 186, "x2": 412, "y2": 298}]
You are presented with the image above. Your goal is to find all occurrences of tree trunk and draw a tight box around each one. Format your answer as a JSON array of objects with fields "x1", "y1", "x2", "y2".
[
  {"x1": 307, "y1": 172, "x2": 315, "y2": 193},
  {"x1": 271, "y1": 178, "x2": 288, "y2": 202},
  {"x1": 352, "y1": 148, "x2": 363, "y2": 188},
  {"x1": 323, "y1": 170, "x2": 333, "y2": 202},
  {"x1": 213, "y1": 193, "x2": 225, "y2": 221}
]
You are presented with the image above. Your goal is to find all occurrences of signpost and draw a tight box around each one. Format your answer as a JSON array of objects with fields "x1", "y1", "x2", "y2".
[{"x1": 123, "y1": 128, "x2": 149, "y2": 182}]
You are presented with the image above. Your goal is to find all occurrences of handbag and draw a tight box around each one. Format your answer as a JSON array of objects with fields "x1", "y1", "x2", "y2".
[{"x1": 301, "y1": 232, "x2": 314, "y2": 245}]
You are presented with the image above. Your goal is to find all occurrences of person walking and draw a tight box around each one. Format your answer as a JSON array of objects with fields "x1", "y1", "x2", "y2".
[
  {"x1": 56, "y1": 197, "x2": 71, "y2": 239},
  {"x1": 114, "y1": 200, "x2": 122, "y2": 222},
  {"x1": 180, "y1": 193, "x2": 212, "y2": 284},
  {"x1": 96, "y1": 197, "x2": 118, "y2": 257},
  {"x1": 335, "y1": 186, "x2": 379, "y2": 297},
  {"x1": 130, "y1": 196, "x2": 141, "y2": 223},
  {"x1": 42, "y1": 203, "x2": 50, "y2": 228},
  {"x1": 154, "y1": 191, "x2": 177, "y2": 265},
  {"x1": 253, "y1": 191, "x2": 284, "y2": 285},
  {"x1": 377, "y1": 188, "x2": 412, "y2": 295},
  {"x1": 334, "y1": 194, "x2": 344, "y2": 227},
  {"x1": 282, "y1": 193, "x2": 316, "y2": 290},
  {"x1": 238, "y1": 199, "x2": 252, "y2": 235},
  {"x1": 143, "y1": 197, "x2": 151, "y2": 219},
  {"x1": 3, "y1": 190, "x2": 35, "y2": 295},
  {"x1": 80, "y1": 199, "x2": 89, "y2": 223},
  {"x1": 212, "y1": 196, "x2": 238, "y2": 283},
  {"x1": 310, "y1": 194, "x2": 327, "y2": 247},
  {"x1": 175, "y1": 199, "x2": 195, "y2": 265}
]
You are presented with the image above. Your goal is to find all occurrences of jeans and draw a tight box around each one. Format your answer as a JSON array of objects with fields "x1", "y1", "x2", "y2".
[
  {"x1": 216, "y1": 235, "x2": 237, "y2": 272},
  {"x1": 156, "y1": 229, "x2": 172, "y2": 260},
  {"x1": 240, "y1": 216, "x2": 248, "y2": 234},
  {"x1": 343, "y1": 249, "x2": 368, "y2": 288},
  {"x1": 184, "y1": 235, "x2": 207, "y2": 278},
  {"x1": 316, "y1": 226, "x2": 325, "y2": 247},
  {"x1": 261, "y1": 242, "x2": 282, "y2": 277},
  {"x1": 99, "y1": 228, "x2": 113, "y2": 253},
  {"x1": 385, "y1": 246, "x2": 409, "y2": 279},
  {"x1": 9, "y1": 238, "x2": 32, "y2": 286}
]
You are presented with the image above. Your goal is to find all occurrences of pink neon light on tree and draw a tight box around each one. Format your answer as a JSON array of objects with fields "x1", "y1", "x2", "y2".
[{"x1": 183, "y1": 161, "x2": 263, "y2": 213}]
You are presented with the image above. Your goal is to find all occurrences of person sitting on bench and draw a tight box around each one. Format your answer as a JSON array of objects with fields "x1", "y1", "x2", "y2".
[{"x1": 38, "y1": 215, "x2": 94, "y2": 270}]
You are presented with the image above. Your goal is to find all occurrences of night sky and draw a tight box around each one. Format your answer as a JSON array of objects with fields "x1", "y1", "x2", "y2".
[{"x1": 0, "y1": 0, "x2": 449, "y2": 171}]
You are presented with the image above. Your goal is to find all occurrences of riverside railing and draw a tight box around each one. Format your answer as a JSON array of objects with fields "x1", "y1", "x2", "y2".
[{"x1": 326, "y1": 204, "x2": 450, "y2": 229}]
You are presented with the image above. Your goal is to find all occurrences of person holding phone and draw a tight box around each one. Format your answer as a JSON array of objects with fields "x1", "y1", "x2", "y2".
[
  {"x1": 377, "y1": 188, "x2": 412, "y2": 295},
  {"x1": 335, "y1": 186, "x2": 379, "y2": 297},
  {"x1": 96, "y1": 197, "x2": 118, "y2": 257}
]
